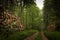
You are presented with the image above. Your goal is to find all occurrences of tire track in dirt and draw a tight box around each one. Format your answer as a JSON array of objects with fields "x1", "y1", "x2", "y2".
[
  {"x1": 41, "y1": 31, "x2": 48, "y2": 40},
  {"x1": 24, "y1": 32, "x2": 38, "y2": 40}
]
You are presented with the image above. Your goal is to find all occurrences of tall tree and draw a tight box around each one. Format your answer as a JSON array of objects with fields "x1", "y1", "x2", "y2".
[
  {"x1": 43, "y1": 0, "x2": 60, "y2": 31},
  {"x1": 21, "y1": 4, "x2": 40, "y2": 30}
]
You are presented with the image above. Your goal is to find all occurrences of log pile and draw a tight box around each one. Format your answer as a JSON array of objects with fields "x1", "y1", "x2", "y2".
[{"x1": 0, "y1": 5, "x2": 23, "y2": 31}]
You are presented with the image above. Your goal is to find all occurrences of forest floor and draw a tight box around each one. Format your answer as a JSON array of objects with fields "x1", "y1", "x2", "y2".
[
  {"x1": 41, "y1": 31, "x2": 48, "y2": 40},
  {"x1": 24, "y1": 32, "x2": 38, "y2": 40},
  {"x1": 24, "y1": 31, "x2": 48, "y2": 40}
]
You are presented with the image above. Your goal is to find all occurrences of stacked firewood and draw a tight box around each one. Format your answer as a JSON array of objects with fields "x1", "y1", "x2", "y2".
[{"x1": 0, "y1": 5, "x2": 23, "y2": 31}]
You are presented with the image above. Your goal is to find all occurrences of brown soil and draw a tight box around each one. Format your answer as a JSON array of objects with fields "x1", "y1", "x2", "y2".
[
  {"x1": 41, "y1": 31, "x2": 48, "y2": 40},
  {"x1": 24, "y1": 31, "x2": 48, "y2": 40},
  {"x1": 24, "y1": 32, "x2": 38, "y2": 40}
]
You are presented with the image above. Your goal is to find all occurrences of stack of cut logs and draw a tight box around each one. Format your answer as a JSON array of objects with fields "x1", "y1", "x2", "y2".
[{"x1": 0, "y1": 5, "x2": 23, "y2": 31}]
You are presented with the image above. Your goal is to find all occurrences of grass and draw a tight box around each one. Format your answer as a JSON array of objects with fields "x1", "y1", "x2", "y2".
[
  {"x1": 0, "y1": 29, "x2": 38, "y2": 40},
  {"x1": 35, "y1": 32, "x2": 42, "y2": 40},
  {"x1": 44, "y1": 31, "x2": 60, "y2": 40}
]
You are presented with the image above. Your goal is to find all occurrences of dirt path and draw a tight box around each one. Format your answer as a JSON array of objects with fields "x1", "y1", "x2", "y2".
[
  {"x1": 24, "y1": 32, "x2": 38, "y2": 40},
  {"x1": 41, "y1": 31, "x2": 48, "y2": 40}
]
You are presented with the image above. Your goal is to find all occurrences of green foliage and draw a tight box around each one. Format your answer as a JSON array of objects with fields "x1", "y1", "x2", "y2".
[
  {"x1": 7, "y1": 30, "x2": 38, "y2": 40},
  {"x1": 43, "y1": 0, "x2": 60, "y2": 31},
  {"x1": 44, "y1": 31, "x2": 60, "y2": 40},
  {"x1": 0, "y1": 0, "x2": 16, "y2": 11},
  {"x1": 21, "y1": 5, "x2": 41, "y2": 30},
  {"x1": 0, "y1": 26, "x2": 15, "y2": 40},
  {"x1": 43, "y1": 0, "x2": 56, "y2": 27},
  {"x1": 0, "y1": 29, "x2": 38, "y2": 40}
]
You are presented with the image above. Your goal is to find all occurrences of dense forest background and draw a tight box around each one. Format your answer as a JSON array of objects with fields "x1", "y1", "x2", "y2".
[
  {"x1": 0, "y1": 0, "x2": 60, "y2": 40},
  {"x1": 44, "y1": 0, "x2": 60, "y2": 31}
]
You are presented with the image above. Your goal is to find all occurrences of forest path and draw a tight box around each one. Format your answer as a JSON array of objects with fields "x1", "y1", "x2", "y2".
[
  {"x1": 24, "y1": 32, "x2": 38, "y2": 40},
  {"x1": 24, "y1": 31, "x2": 48, "y2": 40},
  {"x1": 41, "y1": 31, "x2": 48, "y2": 40}
]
